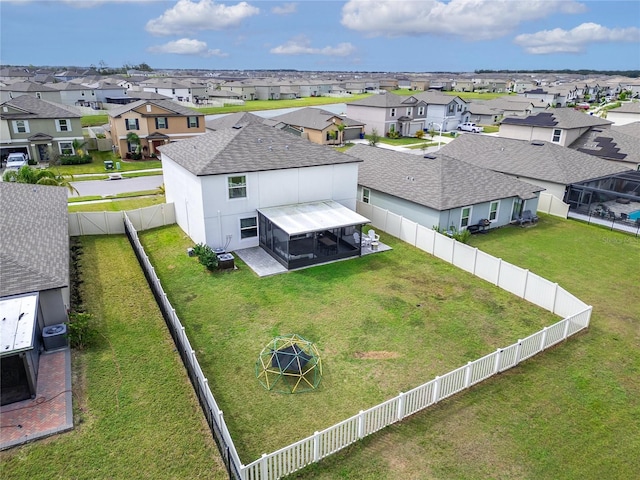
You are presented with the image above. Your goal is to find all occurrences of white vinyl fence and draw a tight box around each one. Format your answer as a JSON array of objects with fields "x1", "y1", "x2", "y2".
[
  {"x1": 122, "y1": 202, "x2": 591, "y2": 480},
  {"x1": 537, "y1": 192, "x2": 570, "y2": 218},
  {"x1": 69, "y1": 203, "x2": 176, "y2": 236}
]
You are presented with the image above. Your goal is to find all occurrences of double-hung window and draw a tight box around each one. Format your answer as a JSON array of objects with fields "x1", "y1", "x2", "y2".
[
  {"x1": 56, "y1": 119, "x2": 71, "y2": 132},
  {"x1": 417, "y1": 106, "x2": 425, "y2": 116},
  {"x1": 240, "y1": 217, "x2": 258, "y2": 239},
  {"x1": 362, "y1": 188, "x2": 370, "y2": 204},
  {"x1": 552, "y1": 129, "x2": 562, "y2": 143},
  {"x1": 155, "y1": 117, "x2": 168, "y2": 129},
  {"x1": 489, "y1": 201, "x2": 499, "y2": 222},
  {"x1": 126, "y1": 118, "x2": 139, "y2": 130},
  {"x1": 228, "y1": 175, "x2": 247, "y2": 199},
  {"x1": 59, "y1": 142, "x2": 73, "y2": 155},
  {"x1": 460, "y1": 206, "x2": 472, "y2": 229},
  {"x1": 187, "y1": 116, "x2": 199, "y2": 128},
  {"x1": 406, "y1": 107, "x2": 413, "y2": 116},
  {"x1": 13, "y1": 120, "x2": 30, "y2": 134},
  {"x1": 390, "y1": 108, "x2": 396, "y2": 117}
]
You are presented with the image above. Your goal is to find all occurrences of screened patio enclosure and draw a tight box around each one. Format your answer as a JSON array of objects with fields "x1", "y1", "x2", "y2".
[{"x1": 257, "y1": 200, "x2": 370, "y2": 269}]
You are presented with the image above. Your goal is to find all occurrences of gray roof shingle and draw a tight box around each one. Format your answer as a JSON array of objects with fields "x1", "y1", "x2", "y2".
[
  {"x1": 500, "y1": 108, "x2": 611, "y2": 129},
  {"x1": 439, "y1": 134, "x2": 631, "y2": 184},
  {"x1": 158, "y1": 123, "x2": 361, "y2": 176},
  {"x1": 0, "y1": 94, "x2": 81, "y2": 119},
  {"x1": 108, "y1": 99, "x2": 200, "y2": 118},
  {"x1": 270, "y1": 107, "x2": 364, "y2": 130},
  {"x1": 205, "y1": 111, "x2": 266, "y2": 130},
  {"x1": 344, "y1": 144, "x2": 541, "y2": 211},
  {"x1": 0, "y1": 183, "x2": 69, "y2": 297}
]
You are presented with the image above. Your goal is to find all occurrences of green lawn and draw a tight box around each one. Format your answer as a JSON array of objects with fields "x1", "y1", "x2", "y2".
[
  {"x1": 81, "y1": 114, "x2": 108, "y2": 127},
  {"x1": 0, "y1": 236, "x2": 225, "y2": 480},
  {"x1": 193, "y1": 94, "x2": 371, "y2": 115},
  {"x1": 138, "y1": 225, "x2": 559, "y2": 461}
]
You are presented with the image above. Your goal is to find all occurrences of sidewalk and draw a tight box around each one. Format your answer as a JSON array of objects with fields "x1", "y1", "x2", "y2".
[{"x1": 349, "y1": 134, "x2": 455, "y2": 154}]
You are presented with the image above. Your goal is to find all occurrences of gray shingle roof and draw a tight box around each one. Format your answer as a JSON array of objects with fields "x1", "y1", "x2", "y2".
[
  {"x1": 108, "y1": 99, "x2": 200, "y2": 118},
  {"x1": 501, "y1": 108, "x2": 611, "y2": 129},
  {"x1": 270, "y1": 107, "x2": 364, "y2": 130},
  {"x1": 0, "y1": 81, "x2": 58, "y2": 92},
  {"x1": 570, "y1": 127, "x2": 640, "y2": 165},
  {"x1": 158, "y1": 123, "x2": 361, "y2": 176},
  {"x1": 344, "y1": 144, "x2": 541, "y2": 211},
  {"x1": 612, "y1": 121, "x2": 640, "y2": 139},
  {"x1": 346, "y1": 93, "x2": 424, "y2": 108},
  {"x1": 205, "y1": 111, "x2": 266, "y2": 131},
  {"x1": 0, "y1": 94, "x2": 81, "y2": 118},
  {"x1": 439, "y1": 134, "x2": 631, "y2": 184},
  {"x1": 0, "y1": 183, "x2": 69, "y2": 297}
]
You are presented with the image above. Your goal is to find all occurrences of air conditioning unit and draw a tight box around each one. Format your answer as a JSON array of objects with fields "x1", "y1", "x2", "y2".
[{"x1": 42, "y1": 323, "x2": 68, "y2": 351}]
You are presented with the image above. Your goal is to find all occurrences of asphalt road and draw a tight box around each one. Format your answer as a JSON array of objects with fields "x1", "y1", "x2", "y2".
[{"x1": 69, "y1": 174, "x2": 164, "y2": 198}]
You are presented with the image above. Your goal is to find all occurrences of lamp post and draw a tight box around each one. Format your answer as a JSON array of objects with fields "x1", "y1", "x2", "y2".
[{"x1": 431, "y1": 121, "x2": 444, "y2": 151}]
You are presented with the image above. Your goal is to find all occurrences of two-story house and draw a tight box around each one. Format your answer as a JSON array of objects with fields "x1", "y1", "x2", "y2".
[
  {"x1": 219, "y1": 81, "x2": 257, "y2": 100},
  {"x1": 499, "y1": 108, "x2": 612, "y2": 147},
  {"x1": 45, "y1": 81, "x2": 97, "y2": 107},
  {"x1": 107, "y1": 99, "x2": 205, "y2": 156},
  {"x1": 0, "y1": 95, "x2": 83, "y2": 163},
  {"x1": 0, "y1": 81, "x2": 62, "y2": 104},
  {"x1": 413, "y1": 91, "x2": 467, "y2": 132},
  {"x1": 269, "y1": 107, "x2": 365, "y2": 145},
  {"x1": 158, "y1": 123, "x2": 368, "y2": 270},
  {"x1": 346, "y1": 94, "x2": 429, "y2": 136}
]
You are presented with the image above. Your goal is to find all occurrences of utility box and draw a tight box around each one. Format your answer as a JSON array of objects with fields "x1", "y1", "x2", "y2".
[
  {"x1": 217, "y1": 253, "x2": 235, "y2": 270},
  {"x1": 42, "y1": 323, "x2": 68, "y2": 351}
]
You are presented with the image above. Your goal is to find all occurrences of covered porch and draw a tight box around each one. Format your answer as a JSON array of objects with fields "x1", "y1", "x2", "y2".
[{"x1": 257, "y1": 200, "x2": 371, "y2": 270}]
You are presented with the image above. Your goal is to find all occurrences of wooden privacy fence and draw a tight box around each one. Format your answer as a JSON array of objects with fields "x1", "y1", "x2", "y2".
[
  {"x1": 69, "y1": 203, "x2": 176, "y2": 236},
  {"x1": 122, "y1": 203, "x2": 592, "y2": 480}
]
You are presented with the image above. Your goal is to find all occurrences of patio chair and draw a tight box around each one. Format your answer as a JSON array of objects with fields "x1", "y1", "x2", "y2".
[
  {"x1": 368, "y1": 229, "x2": 380, "y2": 244},
  {"x1": 518, "y1": 210, "x2": 538, "y2": 226},
  {"x1": 354, "y1": 232, "x2": 370, "y2": 247}
]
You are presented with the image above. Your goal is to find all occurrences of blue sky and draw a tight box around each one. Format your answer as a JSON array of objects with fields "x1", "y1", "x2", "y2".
[{"x1": 1, "y1": 0, "x2": 639, "y2": 72}]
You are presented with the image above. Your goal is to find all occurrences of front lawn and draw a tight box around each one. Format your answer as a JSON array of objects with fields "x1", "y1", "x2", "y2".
[
  {"x1": 138, "y1": 225, "x2": 559, "y2": 461},
  {"x1": 53, "y1": 152, "x2": 162, "y2": 176}
]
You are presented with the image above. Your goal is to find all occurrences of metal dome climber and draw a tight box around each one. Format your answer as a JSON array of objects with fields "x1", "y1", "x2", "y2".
[{"x1": 255, "y1": 334, "x2": 323, "y2": 394}]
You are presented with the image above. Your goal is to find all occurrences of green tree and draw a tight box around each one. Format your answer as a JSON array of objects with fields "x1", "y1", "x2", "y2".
[
  {"x1": 3, "y1": 165, "x2": 79, "y2": 195},
  {"x1": 336, "y1": 122, "x2": 345, "y2": 146},
  {"x1": 368, "y1": 128, "x2": 380, "y2": 147},
  {"x1": 126, "y1": 132, "x2": 141, "y2": 154},
  {"x1": 72, "y1": 138, "x2": 88, "y2": 157}
]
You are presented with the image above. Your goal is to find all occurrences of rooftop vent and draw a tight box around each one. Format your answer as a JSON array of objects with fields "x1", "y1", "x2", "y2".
[
  {"x1": 531, "y1": 141, "x2": 545, "y2": 146},
  {"x1": 423, "y1": 154, "x2": 436, "y2": 159}
]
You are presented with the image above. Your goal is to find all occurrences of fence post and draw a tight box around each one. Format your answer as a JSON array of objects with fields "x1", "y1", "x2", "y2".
[
  {"x1": 496, "y1": 258, "x2": 502, "y2": 286},
  {"x1": 494, "y1": 348, "x2": 502, "y2": 373},
  {"x1": 522, "y1": 269, "x2": 529, "y2": 299},
  {"x1": 260, "y1": 453, "x2": 268, "y2": 480},
  {"x1": 451, "y1": 238, "x2": 456, "y2": 264},
  {"x1": 472, "y1": 247, "x2": 478, "y2": 275},
  {"x1": 562, "y1": 318, "x2": 571, "y2": 340},
  {"x1": 313, "y1": 431, "x2": 320, "y2": 462},
  {"x1": 397, "y1": 392, "x2": 405, "y2": 421},
  {"x1": 432, "y1": 376, "x2": 440, "y2": 403},
  {"x1": 540, "y1": 326, "x2": 548, "y2": 351},
  {"x1": 357, "y1": 411, "x2": 365, "y2": 439},
  {"x1": 552, "y1": 283, "x2": 559, "y2": 315},
  {"x1": 464, "y1": 362, "x2": 472, "y2": 388},
  {"x1": 514, "y1": 340, "x2": 522, "y2": 365}
]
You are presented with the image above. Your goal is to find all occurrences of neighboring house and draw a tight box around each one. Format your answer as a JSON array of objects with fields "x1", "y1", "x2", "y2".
[
  {"x1": 345, "y1": 144, "x2": 543, "y2": 231},
  {"x1": 346, "y1": 94, "x2": 429, "y2": 136},
  {"x1": 462, "y1": 102, "x2": 501, "y2": 126},
  {"x1": 158, "y1": 123, "x2": 368, "y2": 269},
  {"x1": 107, "y1": 99, "x2": 205, "y2": 156},
  {"x1": 517, "y1": 88, "x2": 555, "y2": 108},
  {"x1": 605, "y1": 102, "x2": 640, "y2": 126},
  {"x1": 45, "y1": 81, "x2": 97, "y2": 107},
  {"x1": 0, "y1": 68, "x2": 33, "y2": 83},
  {"x1": 439, "y1": 134, "x2": 632, "y2": 202},
  {"x1": 140, "y1": 78, "x2": 193, "y2": 102},
  {"x1": 269, "y1": 107, "x2": 365, "y2": 145},
  {"x1": 454, "y1": 79, "x2": 475, "y2": 92},
  {"x1": 219, "y1": 81, "x2": 257, "y2": 100},
  {"x1": 0, "y1": 81, "x2": 62, "y2": 104},
  {"x1": 570, "y1": 126, "x2": 640, "y2": 170},
  {"x1": 205, "y1": 111, "x2": 266, "y2": 131},
  {"x1": 479, "y1": 97, "x2": 535, "y2": 117},
  {"x1": 511, "y1": 79, "x2": 538, "y2": 94},
  {"x1": 499, "y1": 108, "x2": 612, "y2": 147},
  {"x1": 413, "y1": 91, "x2": 467, "y2": 131},
  {"x1": 410, "y1": 79, "x2": 430, "y2": 91},
  {"x1": 0, "y1": 182, "x2": 70, "y2": 405},
  {"x1": 0, "y1": 94, "x2": 83, "y2": 163}
]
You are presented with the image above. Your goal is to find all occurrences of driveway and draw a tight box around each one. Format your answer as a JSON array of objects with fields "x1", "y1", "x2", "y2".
[{"x1": 69, "y1": 174, "x2": 164, "y2": 198}]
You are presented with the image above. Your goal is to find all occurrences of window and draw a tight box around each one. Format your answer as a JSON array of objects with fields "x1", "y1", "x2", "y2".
[
  {"x1": 59, "y1": 141, "x2": 73, "y2": 155},
  {"x1": 362, "y1": 188, "x2": 370, "y2": 204},
  {"x1": 155, "y1": 117, "x2": 168, "y2": 129},
  {"x1": 457, "y1": 103, "x2": 463, "y2": 112},
  {"x1": 36, "y1": 92, "x2": 42, "y2": 99},
  {"x1": 228, "y1": 175, "x2": 246, "y2": 199},
  {"x1": 390, "y1": 108, "x2": 396, "y2": 117},
  {"x1": 406, "y1": 107, "x2": 413, "y2": 116},
  {"x1": 489, "y1": 201, "x2": 499, "y2": 222},
  {"x1": 448, "y1": 104, "x2": 455, "y2": 114},
  {"x1": 552, "y1": 129, "x2": 561, "y2": 143},
  {"x1": 13, "y1": 120, "x2": 29, "y2": 134},
  {"x1": 240, "y1": 217, "x2": 258, "y2": 239},
  {"x1": 127, "y1": 141, "x2": 139, "y2": 153},
  {"x1": 460, "y1": 206, "x2": 472, "y2": 229},
  {"x1": 187, "y1": 116, "x2": 199, "y2": 128},
  {"x1": 417, "y1": 106, "x2": 425, "y2": 116},
  {"x1": 126, "y1": 118, "x2": 139, "y2": 130},
  {"x1": 56, "y1": 119, "x2": 71, "y2": 132}
]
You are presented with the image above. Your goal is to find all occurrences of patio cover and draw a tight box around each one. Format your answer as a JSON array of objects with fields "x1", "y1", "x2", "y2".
[
  {"x1": 257, "y1": 200, "x2": 369, "y2": 235},
  {"x1": 0, "y1": 293, "x2": 38, "y2": 356}
]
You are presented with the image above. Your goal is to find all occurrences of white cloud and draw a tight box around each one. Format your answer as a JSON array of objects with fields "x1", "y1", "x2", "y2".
[
  {"x1": 270, "y1": 36, "x2": 356, "y2": 56},
  {"x1": 271, "y1": 3, "x2": 297, "y2": 15},
  {"x1": 341, "y1": 0, "x2": 587, "y2": 40},
  {"x1": 514, "y1": 22, "x2": 640, "y2": 54},
  {"x1": 146, "y1": 0, "x2": 259, "y2": 36},
  {"x1": 148, "y1": 38, "x2": 228, "y2": 57}
]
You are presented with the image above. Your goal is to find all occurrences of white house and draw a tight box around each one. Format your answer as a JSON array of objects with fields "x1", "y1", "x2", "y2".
[{"x1": 158, "y1": 123, "x2": 369, "y2": 269}]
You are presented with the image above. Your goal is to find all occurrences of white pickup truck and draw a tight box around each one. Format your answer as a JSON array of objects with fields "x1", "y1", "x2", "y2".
[{"x1": 457, "y1": 122, "x2": 483, "y2": 133}]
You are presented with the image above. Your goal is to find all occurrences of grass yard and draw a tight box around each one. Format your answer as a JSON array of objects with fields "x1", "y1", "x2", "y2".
[
  {"x1": 68, "y1": 195, "x2": 165, "y2": 211},
  {"x1": 291, "y1": 216, "x2": 640, "y2": 479},
  {"x1": 55, "y1": 156, "x2": 162, "y2": 176},
  {"x1": 193, "y1": 94, "x2": 371, "y2": 115},
  {"x1": 138, "y1": 225, "x2": 560, "y2": 462},
  {"x1": 0, "y1": 236, "x2": 225, "y2": 480}
]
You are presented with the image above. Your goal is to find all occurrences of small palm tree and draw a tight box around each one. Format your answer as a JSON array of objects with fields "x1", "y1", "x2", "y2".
[
  {"x1": 72, "y1": 138, "x2": 88, "y2": 157},
  {"x1": 3, "y1": 165, "x2": 79, "y2": 195},
  {"x1": 336, "y1": 122, "x2": 345, "y2": 146}
]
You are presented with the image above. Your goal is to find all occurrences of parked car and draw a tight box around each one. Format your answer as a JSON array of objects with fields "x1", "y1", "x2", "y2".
[
  {"x1": 457, "y1": 122, "x2": 483, "y2": 133},
  {"x1": 5, "y1": 152, "x2": 29, "y2": 170}
]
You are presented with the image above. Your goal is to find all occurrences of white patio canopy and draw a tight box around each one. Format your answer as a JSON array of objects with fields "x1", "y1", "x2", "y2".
[{"x1": 257, "y1": 200, "x2": 370, "y2": 235}]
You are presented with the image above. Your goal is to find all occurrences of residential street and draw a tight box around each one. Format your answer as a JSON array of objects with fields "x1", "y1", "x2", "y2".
[{"x1": 69, "y1": 174, "x2": 164, "y2": 198}]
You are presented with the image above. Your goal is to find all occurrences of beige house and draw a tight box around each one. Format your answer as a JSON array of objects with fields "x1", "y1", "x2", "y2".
[{"x1": 107, "y1": 99, "x2": 205, "y2": 157}]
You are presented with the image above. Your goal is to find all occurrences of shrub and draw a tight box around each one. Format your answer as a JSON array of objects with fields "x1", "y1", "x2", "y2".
[
  {"x1": 60, "y1": 154, "x2": 93, "y2": 165},
  {"x1": 415, "y1": 130, "x2": 425, "y2": 139},
  {"x1": 193, "y1": 243, "x2": 218, "y2": 271},
  {"x1": 67, "y1": 311, "x2": 97, "y2": 350}
]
